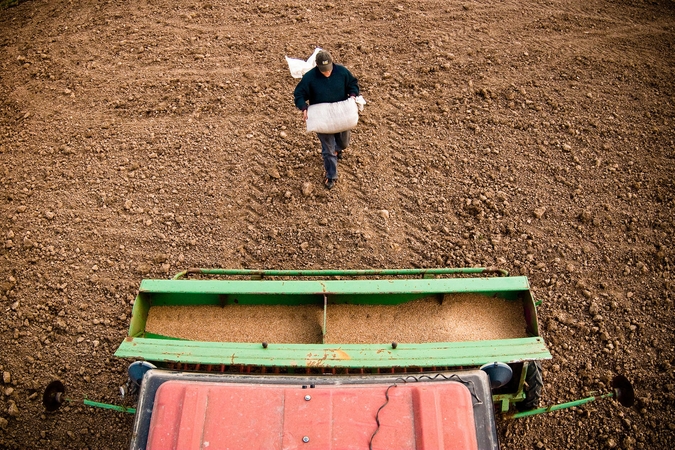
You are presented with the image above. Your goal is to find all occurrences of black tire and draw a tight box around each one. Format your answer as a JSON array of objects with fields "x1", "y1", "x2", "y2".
[{"x1": 516, "y1": 361, "x2": 543, "y2": 411}]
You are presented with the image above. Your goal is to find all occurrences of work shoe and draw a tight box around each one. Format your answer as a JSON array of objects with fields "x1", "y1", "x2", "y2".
[
  {"x1": 337, "y1": 151, "x2": 343, "y2": 160},
  {"x1": 324, "y1": 178, "x2": 336, "y2": 190}
]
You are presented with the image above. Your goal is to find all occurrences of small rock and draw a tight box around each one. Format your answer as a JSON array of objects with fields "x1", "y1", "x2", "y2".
[
  {"x1": 622, "y1": 436, "x2": 636, "y2": 447},
  {"x1": 579, "y1": 209, "x2": 593, "y2": 223},
  {"x1": 533, "y1": 207, "x2": 546, "y2": 219},
  {"x1": 152, "y1": 254, "x2": 168, "y2": 264},
  {"x1": 45, "y1": 211, "x2": 55, "y2": 220},
  {"x1": 378, "y1": 209, "x2": 390, "y2": 219},
  {"x1": 300, "y1": 242, "x2": 309, "y2": 251},
  {"x1": 0, "y1": 417, "x2": 7, "y2": 429},
  {"x1": 559, "y1": 314, "x2": 575, "y2": 326},
  {"x1": 7, "y1": 400, "x2": 18, "y2": 417},
  {"x1": 319, "y1": 218, "x2": 328, "y2": 226},
  {"x1": 284, "y1": 191, "x2": 292, "y2": 198},
  {"x1": 279, "y1": 131, "x2": 288, "y2": 139},
  {"x1": 5, "y1": 387, "x2": 14, "y2": 396},
  {"x1": 2, "y1": 371, "x2": 10, "y2": 384},
  {"x1": 268, "y1": 168, "x2": 281, "y2": 179},
  {"x1": 301, "y1": 182, "x2": 313, "y2": 197}
]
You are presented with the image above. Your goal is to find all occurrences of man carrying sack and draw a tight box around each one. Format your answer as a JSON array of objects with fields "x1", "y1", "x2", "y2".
[{"x1": 293, "y1": 50, "x2": 360, "y2": 190}]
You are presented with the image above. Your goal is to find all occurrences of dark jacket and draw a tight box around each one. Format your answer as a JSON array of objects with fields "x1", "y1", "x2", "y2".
[{"x1": 293, "y1": 64, "x2": 359, "y2": 111}]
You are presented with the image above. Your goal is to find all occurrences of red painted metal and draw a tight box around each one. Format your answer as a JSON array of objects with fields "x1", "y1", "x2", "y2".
[{"x1": 146, "y1": 380, "x2": 479, "y2": 450}]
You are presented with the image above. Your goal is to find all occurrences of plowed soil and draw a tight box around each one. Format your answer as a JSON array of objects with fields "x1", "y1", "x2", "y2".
[{"x1": 1, "y1": 0, "x2": 674, "y2": 449}]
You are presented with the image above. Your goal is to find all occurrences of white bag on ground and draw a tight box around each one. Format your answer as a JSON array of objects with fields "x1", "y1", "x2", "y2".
[{"x1": 306, "y1": 97, "x2": 359, "y2": 134}]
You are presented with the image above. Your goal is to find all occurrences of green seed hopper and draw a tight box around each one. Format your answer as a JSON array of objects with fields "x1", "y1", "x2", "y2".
[{"x1": 115, "y1": 267, "x2": 551, "y2": 413}]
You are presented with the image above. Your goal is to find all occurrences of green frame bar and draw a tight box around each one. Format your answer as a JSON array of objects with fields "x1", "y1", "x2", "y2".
[
  {"x1": 140, "y1": 276, "x2": 528, "y2": 299},
  {"x1": 115, "y1": 336, "x2": 550, "y2": 368}
]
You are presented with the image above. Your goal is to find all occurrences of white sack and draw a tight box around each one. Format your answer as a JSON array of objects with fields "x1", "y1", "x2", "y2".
[
  {"x1": 354, "y1": 95, "x2": 367, "y2": 112},
  {"x1": 306, "y1": 97, "x2": 359, "y2": 134},
  {"x1": 285, "y1": 48, "x2": 322, "y2": 79}
]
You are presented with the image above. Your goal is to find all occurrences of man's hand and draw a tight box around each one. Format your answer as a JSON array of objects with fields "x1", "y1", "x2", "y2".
[{"x1": 302, "y1": 109, "x2": 308, "y2": 121}]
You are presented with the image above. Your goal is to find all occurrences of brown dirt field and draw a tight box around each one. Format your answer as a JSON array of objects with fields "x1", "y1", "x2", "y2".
[{"x1": 1, "y1": 0, "x2": 674, "y2": 448}]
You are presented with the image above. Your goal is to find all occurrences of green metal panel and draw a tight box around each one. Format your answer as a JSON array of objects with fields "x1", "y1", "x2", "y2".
[
  {"x1": 128, "y1": 293, "x2": 150, "y2": 338},
  {"x1": 115, "y1": 336, "x2": 551, "y2": 368},
  {"x1": 141, "y1": 276, "x2": 530, "y2": 295},
  {"x1": 522, "y1": 290, "x2": 540, "y2": 336}
]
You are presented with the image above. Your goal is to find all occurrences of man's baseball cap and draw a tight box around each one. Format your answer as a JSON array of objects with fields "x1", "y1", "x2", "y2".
[{"x1": 315, "y1": 50, "x2": 333, "y2": 72}]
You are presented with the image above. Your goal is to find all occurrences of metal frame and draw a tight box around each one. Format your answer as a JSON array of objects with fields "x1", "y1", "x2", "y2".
[{"x1": 115, "y1": 268, "x2": 552, "y2": 411}]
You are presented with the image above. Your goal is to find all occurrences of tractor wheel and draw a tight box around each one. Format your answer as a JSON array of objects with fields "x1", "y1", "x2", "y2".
[{"x1": 516, "y1": 361, "x2": 543, "y2": 411}]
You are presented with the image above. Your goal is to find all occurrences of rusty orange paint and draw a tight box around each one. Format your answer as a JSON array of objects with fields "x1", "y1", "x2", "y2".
[
  {"x1": 331, "y1": 349, "x2": 351, "y2": 360},
  {"x1": 305, "y1": 348, "x2": 351, "y2": 366}
]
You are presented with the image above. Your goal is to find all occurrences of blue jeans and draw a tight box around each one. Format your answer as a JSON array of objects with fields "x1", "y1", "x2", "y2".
[{"x1": 317, "y1": 131, "x2": 350, "y2": 180}]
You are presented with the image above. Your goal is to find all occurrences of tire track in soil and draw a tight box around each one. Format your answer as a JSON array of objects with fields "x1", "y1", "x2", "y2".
[
  {"x1": 207, "y1": 133, "x2": 269, "y2": 268},
  {"x1": 345, "y1": 126, "x2": 435, "y2": 266},
  {"x1": 332, "y1": 155, "x2": 385, "y2": 250}
]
